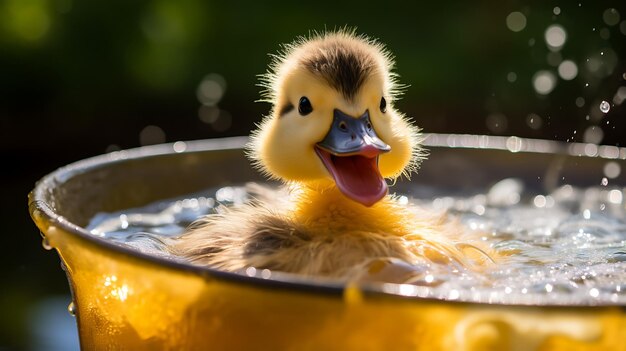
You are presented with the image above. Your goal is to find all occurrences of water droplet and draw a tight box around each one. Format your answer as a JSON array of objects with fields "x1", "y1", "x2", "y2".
[
  {"x1": 68, "y1": 301, "x2": 76, "y2": 316},
  {"x1": 42, "y1": 237, "x2": 52, "y2": 250},
  {"x1": 601, "y1": 177, "x2": 609, "y2": 186},
  {"x1": 600, "y1": 100, "x2": 611, "y2": 113}
]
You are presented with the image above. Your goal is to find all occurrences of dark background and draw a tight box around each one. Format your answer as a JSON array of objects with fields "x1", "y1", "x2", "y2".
[{"x1": 1, "y1": 0, "x2": 625, "y2": 349}]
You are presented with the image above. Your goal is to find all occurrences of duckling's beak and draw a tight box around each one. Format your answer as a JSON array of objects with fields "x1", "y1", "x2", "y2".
[{"x1": 315, "y1": 109, "x2": 391, "y2": 207}]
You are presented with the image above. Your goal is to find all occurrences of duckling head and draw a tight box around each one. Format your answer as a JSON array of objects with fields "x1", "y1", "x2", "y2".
[{"x1": 250, "y1": 30, "x2": 423, "y2": 207}]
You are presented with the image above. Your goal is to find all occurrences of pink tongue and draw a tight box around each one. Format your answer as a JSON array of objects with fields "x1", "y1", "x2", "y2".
[{"x1": 327, "y1": 154, "x2": 388, "y2": 207}]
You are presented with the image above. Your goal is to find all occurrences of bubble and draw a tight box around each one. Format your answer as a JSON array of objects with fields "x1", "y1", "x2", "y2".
[
  {"x1": 575, "y1": 97, "x2": 585, "y2": 107},
  {"x1": 506, "y1": 12, "x2": 527, "y2": 32},
  {"x1": 532, "y1": 70, "x2": 557, "y2": 95},
  {"x1": 545, "y1": 25, "x2": 567, "y2": 51},
  {"x1": 139, "y1": 125, "x2": 166, "y2": 146},
  {"x1": 526, "y1": 113, "x2": 543, "y2": 130},
  {"x1": 557, "y1": 60, "x2": 578, "y2": 80},
  {"x1": 603, "y1": 8, "x2": 620, "y2": 26},
  {"x1": 599, "y1": 100, "x2": 611, "y2": 113},
  {"x1": 583, "y1": 126, "x2": 604, "y2": 144},
  {"x1": 553, "y1": 7, "x2": 561, "y2": 15},
  {"x1": 603, "y1": 162, "x2": 621, "y2": 179},
  {"x1": 507, "y1": 72, "x2": 517, "y2": 82},
  {"x1": 196, "y1": 73, "x2": 227, "y2": 106}
]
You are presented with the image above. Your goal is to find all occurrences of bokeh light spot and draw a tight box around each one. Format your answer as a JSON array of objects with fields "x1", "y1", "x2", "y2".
[
  {"x1": 507, "y1": 72, "x2": 517, "y2": 83},
  {"x1": 3, "y1": 0, "x2": 51, "y2": 42},
  {"x1": 583, "y1": 126, "x2": 604, "y2": 144},
  {"x1": 486, "y1": 113, "x2": 508, "y2": 134},
  {"x1": 604, "y1": 162, "x2": 621, "y2": 179},
  {"x1": 545, "y1": 25, "x2": 567, "y2": 51},
  {"x1": 506, "y1": 12, "x2": 527, "y2": 32},
  {"x1": 197, "y1": 73, "x2": 227, "y2": 106},
  {"x1": 526, "y1": 113, "x2": 543, "y2": 130},
  {"x1": 613, "y1": 87, "x2": 626, "y2": 105},
  {"x1": 532, "y1": 70, "x2": 557, "y2": 95},
  {"x1": 558, "y1": 60, "x2": 578, "y2": 80},
  {"x1": 139, "y1": 125, "x2": 166, "y2": 146},
  {"x1": 603, "y1": 8, "x2": 620, "y2": 26}
]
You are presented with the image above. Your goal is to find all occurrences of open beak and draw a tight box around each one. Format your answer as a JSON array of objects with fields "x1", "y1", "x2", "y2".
[{"x1": 315, "y1": 109, "x2": 391, "y2": 207}]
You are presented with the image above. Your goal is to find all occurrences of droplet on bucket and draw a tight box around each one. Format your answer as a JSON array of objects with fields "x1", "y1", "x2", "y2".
[
  {"x1": 599, "y1": 100, "x2": 611, "y2": 113},
  {"x1": 42, "y1": 237, "x2": 52, "y2": 250},
  {"x1": 68, "y1": 301, "x2": 76, "y2": 316}
]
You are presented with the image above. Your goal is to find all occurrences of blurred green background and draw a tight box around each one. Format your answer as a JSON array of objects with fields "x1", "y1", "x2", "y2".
[{"x1": 1, "y1": 0, "x2": 625, "y2": 349}]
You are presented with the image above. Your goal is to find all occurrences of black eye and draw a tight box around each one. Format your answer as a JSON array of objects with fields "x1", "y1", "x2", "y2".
[
  {"x1": 379, "y1": 97, "x2": 387, "y2": 113},
  {"x1": 298, "y1": 96, "x2": 313, "y2": 116}
]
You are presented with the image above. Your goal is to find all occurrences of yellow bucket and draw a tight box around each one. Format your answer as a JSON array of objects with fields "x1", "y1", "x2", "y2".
[{"x1": 29, "y1": 135, "x2": 626, "y2": 350}]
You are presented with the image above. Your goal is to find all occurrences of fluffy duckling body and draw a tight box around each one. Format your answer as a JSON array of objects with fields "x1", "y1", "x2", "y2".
[{"x1": 172, "y1": 30, "x2": 492, "y2": 278}]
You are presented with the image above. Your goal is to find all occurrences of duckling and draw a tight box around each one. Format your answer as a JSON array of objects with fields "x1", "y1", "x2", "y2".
[{"x1": 171, "y1": 30, "x2": 493, "y2": 278}]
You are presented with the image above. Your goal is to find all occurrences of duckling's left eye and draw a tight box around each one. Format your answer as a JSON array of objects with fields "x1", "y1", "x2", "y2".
[
  {"x1": 379, "y1": 97, "x2": 387, "y2": 113},
  {"x1": 298, "y1": 96, "x2": 313, "y2": 116}
]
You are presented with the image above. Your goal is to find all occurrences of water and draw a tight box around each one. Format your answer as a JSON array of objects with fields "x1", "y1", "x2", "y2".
[
  {"x1": 87, "y1": 180, "x2": 626, "y2": 306},
  {"x1": 599, "y1": 100, "x2": 611, "y2": 114}
]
